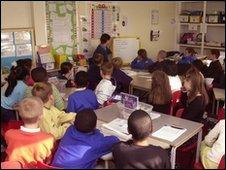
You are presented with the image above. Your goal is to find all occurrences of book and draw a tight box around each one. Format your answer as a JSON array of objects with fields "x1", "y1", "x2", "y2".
[{"x1": 152, "y1": 125, "x2": 187, "y2": 142}]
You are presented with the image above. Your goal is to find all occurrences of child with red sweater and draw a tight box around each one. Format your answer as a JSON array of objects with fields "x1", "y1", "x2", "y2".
[{"x1": 5, "y1": 97, "x2": 55, "y2": 166}]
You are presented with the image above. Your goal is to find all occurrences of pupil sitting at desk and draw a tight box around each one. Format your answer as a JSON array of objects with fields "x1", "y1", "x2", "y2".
[
  {"x1": 148, "y1": 50, "x2": 167, "y2": 73},
  {"x1": 148, "y1": 70, "x2": 172, "y2": 115},
  {"x1": 58, "y1": 62, "x2": 75, "y2": 88},
  {"x1": 131, "y1": 49, "x2": 154, "y2": 70},
  {"x1": 113, "y1": 110, "x2": 171, "y2": 169},
  {"x1": 178, "y1": 47, "x2": 197, "y2": 64}
]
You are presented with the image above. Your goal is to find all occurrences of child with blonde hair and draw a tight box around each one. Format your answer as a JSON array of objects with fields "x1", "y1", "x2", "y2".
[
  {"x1": 32, "y1": 82, "x2": 75, "y2": 140},
  {"x1": 5, "y1": 97, "x2": 54, "y2": 165}
]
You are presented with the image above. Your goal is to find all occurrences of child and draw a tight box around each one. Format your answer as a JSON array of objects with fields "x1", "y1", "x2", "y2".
[
  {"x1": 113, "y1": 110, "x2": 170, "y2": 169},
  {"x1": 200, "y1": 119, "x2": 225, "y2": 169},
  {"x1": 67, "y1": 71, "x2": 99, "y2": 113},
  {"x1": 92, "y1": 33, "x2": 112, "y2": 63},
  {"x1": 148, "y1": 50, "x2": 167, "y2": 73},
  {"x1": 51, "y1": 109, "x2": 119, "y2": 169},
  {"x1": 148, "y1": 70, "x2": 172, "y2": 114},
  {"x1": 131, "y1": 49, "x2": 154, "y2": 70},
  {"x1": 24, "y1": 67, "x2": 64, "y2": 110},
  {"x1": 178, "y1": 47, "x2": 197, "y2": 64},
  {"x1": 95, "y1": 62, "x2": 116, "y2": 105},
  {"x1": 87, "y1": 53, "x2": 104, "y2": 90},
  {"x1": 58, "y1": 62, "x2": 75, "y2": 88},
  {"x1": 32, "y1": 82, "x2": 75, "y2": 140},
  {"x1": 1, "y1": 66, "x2": 29, "y2": 122},
  {"x1": 5, "y1": 97, "x2": 54, "y2": 165},
  {"x1": 15, "y1": 58, "x2": 34, "y2": 86},
  {"x1": 203, "y1": 49, "x2": 223, "y2": 86},
  {"x1": 111, "y1": 57, "x2": 133, "y2": 93},
  {"x1": 180, "y1": 66, "x2": 209, "y2": 122}
]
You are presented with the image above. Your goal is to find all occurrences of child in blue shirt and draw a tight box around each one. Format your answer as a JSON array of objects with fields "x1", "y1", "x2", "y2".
[
  {"x1": 51, "y1": 109, "x2": 119, "y2": 169},
  {"x1": 178, "y1": 47, "x2": 197, "y2": 64},
  {"x1": 67, "y1": 71, "x2": 99, "y2": 113},
  {"x1": 1, "y1": 66, "x2": 29, "y2": 122},
  {"x1": 131, "y1": 49, "x2": 154, "y2": 70}
]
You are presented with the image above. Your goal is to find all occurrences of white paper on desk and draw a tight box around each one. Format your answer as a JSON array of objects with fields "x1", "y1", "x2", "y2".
[
  {"x1": 148, "y1": 112, "x2": 161, "y2": 120},
  {"x1": 122, "y1": 70, "x2": 137, "y2": 77},
  {"x1": 102, "y1": 118, "x2": 131, "y2": 136},
  {"x1": 152, "y1": 125, "x2": 187, "y2": 142}
]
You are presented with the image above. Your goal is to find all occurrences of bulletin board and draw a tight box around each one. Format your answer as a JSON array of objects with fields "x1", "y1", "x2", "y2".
[
  {"x1": 79, "y1": 1, "x2": 120, "y2": 59},
  {"x1": 46, "y1": 1, "x2": 77, "y2": 57},
  {"x1": 112, "y1": 37, "x2": 140, "y2": 64},
  {"x1": 1, "y1": 28, "x2": 35, "y2": 74}
]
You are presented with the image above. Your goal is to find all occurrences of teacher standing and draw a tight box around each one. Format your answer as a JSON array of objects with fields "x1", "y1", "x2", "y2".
[{"x1": 92, "y1": 33, "x2": 112, "y2": 64}]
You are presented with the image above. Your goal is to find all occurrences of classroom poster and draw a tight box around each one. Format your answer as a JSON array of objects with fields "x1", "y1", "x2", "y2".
[{"x1": 46, "y1": 1, "x2": 77, "y2": 56}]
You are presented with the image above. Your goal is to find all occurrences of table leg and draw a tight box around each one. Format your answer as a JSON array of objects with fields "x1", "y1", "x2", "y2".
[
  {"x1": 216, "y1": 100, "x2": 220, "y2": 115},
  {"x1": 170, "y1": 146, "x2": 177, "y2": 169},
  {"x1": 212, "y1": 97, "x2": 215, "y2": 114},
  {"x1": 195, "y1": 130, "x2": 203, "y2": 163}
]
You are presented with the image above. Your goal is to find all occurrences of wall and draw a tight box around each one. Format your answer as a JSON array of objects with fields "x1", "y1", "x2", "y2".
[{"x1": 1, "y1": 1, "x2": 177, "y2": 59}]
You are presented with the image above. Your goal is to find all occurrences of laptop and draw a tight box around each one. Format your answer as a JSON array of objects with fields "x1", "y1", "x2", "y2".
[{"x1": 95, "y1": 103, "x2": 122, "y2": 122}]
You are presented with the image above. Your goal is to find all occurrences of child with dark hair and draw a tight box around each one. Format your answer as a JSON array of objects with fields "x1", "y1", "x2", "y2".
[
  {"x1": 178, "y1": 47, "x2": 197, "y2": 64},
  {"x1": 87, "y1": 53, "x2": 104, "y2": 90},
  {"x1": 15, "y1": 58, "x2": 34, "y2": 86},
  {"x1": 177, "y1": 63, "x2": 192, "y2": 76},
  {"x1": 24, "y1": 67, "x2": 64, "y2": 110},
  {"x1": 58, "y1": 62, "x2": 75, "y2": 88},
  {"x1": 1, "y1": 66, "x2": 29, "y2": 122},
  {"x1": 131, "y1": 49, "x2": 154, "y2": 70},
  {"x1": 51, "y1": 109, "x2": 119, "y2": 169},
  {"x1": 67, "y1": 71, "x2": 99, "y2": 113},
  {"x1": 92, "y1": 33, "x2": 112, "y2": 63},
  {"x1": 113, "y1": 110, "x2": 170, "y2": 169},
  {"x1": 111, "y1": 57, "x2": 133, "y2": 93},
  {"x1": 203, "y1": 49, "x2": 223, "y2": 86}
]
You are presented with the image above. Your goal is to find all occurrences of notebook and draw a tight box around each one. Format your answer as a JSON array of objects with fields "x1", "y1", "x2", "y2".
[{"x1": 152, "y1": 125, "x2": 187, "y2": 142}]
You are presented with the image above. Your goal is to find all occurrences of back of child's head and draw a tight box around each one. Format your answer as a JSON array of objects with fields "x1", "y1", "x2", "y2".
[
  {"x1": 101, "y1": 62, "x2": 114, "y2": 76},
  {"x1": 32, "y1": 82, "x2": 53, "y2": 103},
  {"x1": 157, "y1": 50, "x2": 167, "y2": 60},
  {"x1": 18, "y1": 97, "x2": 43, "y2": 124},
  {"x1": 185, "y1": 47, "x2": 196, "y2": 56},
  {"x1": 93, "y1": 53, "x2": 104, "y2": 65},
  {"x1": 60, "y1": 62, "x2": 73, "y2": 75},
  {"x1": 31, "y1": 67, "x2": 48, "y2": 82},
  {"x1": 5, "y1": 66, "x2": 29, "y2": 97},
  {"x1": 210, "y1": 49, "x2": 220, "y2": 59},
  {"x1": 128, "y1": 110, "x2": 152, "y2": 141},
  {"x1": 111, "y1": 57, "x2": 123, "y2": 69},
  {"x1": 16, "y1": 58, "x2": 32, "y2": 71},
  {"x1": 138, "y1": 49, "x2": 147, "y2": 60},
  {"x1": 74, "y1": 109, "x2": 97, "y2": 133},
  {"x1": 192, "y1": 59, "x2": 205, "y2": 73},
  {"x1": 100, "y1": 33, "x2": 111, "y2": 44},
  {"x1": 177, "y1": 63, "x2": 192, "y2": 76},
  {"x1": 74, "y1": 71, "x2": 88, "y2": 88}
]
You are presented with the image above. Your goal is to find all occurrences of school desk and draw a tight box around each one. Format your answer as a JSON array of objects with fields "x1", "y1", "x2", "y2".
[
  {"x1": 95, "y1": 103, "x2": 203, "y2": 169},
  {"x1": 212, "y1": 88, "x2": 225, "y2": 114}
]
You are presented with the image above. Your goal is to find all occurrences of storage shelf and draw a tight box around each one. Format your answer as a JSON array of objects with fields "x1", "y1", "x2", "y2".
[
  {"x1": 206, "y1": 23, "x2": 225, "y2": 27},
  {"x1": 179, "y1": 44, "x2": 201, "y2": 48},
  {"x1": 204, "y1": 46, "x2": 225, "y2": 50},
  {"x1": 180, "y1": 23, "x2": 201, "y2": 26}
]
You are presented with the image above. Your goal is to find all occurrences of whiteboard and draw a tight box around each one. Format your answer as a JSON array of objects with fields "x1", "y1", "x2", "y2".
[{"x1": 112, "y1": 37, "x2": 140, "y2": 64}]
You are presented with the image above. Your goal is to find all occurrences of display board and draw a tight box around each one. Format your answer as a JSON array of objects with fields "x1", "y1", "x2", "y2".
[
  {"x1": 112, "y1": 37, "x2": 140, "y2": 64},
  {"x1": 1, "y1": 29, "x2": 34, "y2": 73},
  {"x1": 46, "y1": 1, "x2": 77, "y2": 57}
]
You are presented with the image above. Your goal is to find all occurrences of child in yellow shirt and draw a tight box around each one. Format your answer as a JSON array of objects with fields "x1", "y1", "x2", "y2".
[{"x1": 32, "y1": 82, "x2": 76, "y2": 140}]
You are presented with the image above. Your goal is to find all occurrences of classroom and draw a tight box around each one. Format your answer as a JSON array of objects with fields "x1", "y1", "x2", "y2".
[{"x1": 1, "y1": 1, "x2": 225, "y2": 169}]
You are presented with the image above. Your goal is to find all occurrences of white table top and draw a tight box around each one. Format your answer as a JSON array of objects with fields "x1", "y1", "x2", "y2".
[{"x1": 213, "y1": 88, "x2": 225, "y2": 101}]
